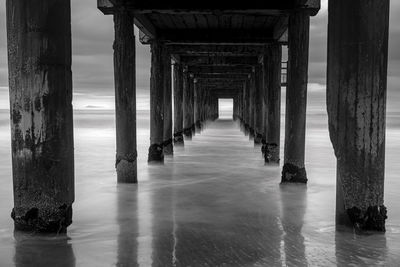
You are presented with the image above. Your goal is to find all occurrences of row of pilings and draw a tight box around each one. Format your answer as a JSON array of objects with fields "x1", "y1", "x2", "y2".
[{"x1": 5, "y1": 0, "x2": 390, "y2": 233}]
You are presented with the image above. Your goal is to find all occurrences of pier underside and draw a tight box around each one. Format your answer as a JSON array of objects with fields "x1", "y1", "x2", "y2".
[{"x1": 5, "y1": 0, "x2": 390, "y2": 234}]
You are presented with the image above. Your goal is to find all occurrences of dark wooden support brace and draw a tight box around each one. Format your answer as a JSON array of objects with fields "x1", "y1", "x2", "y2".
[
  {"x1": 148, "y1": 41, "x2": 164, "y2": 162},
  {"x1": 282, "y1": 10, "x2": 310, "y2": 183},
  {"x1": 7, "y1": 0, "x2": 74, "y2": 232},
  {"x1": 254, "y1": 65, "x2": 263, "y2": 144},
  {"x1": 327, "y1": 0, "x2": 389, "y2": 232},
  {"x1": 173, "y1": 63, "x2": 184, "y2": 145},
  {"x1": 163, "y1": 48, "x2": 173, "y2": 155},
  {"x1": 264, "y1": 44, "x2": 282, "y2": 164},
  {"x1": 113, "y1": 8, "x2": 137, "y2": 183}
]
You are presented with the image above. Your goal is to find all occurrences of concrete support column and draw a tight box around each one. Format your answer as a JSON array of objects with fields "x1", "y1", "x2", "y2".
[
  {"x1": 282, "y1": 10, "x2": 310, "y2": 183},
  {"x1": 163, "y1": 49, "x2": 173, "y2": 155},
  {"x1": 183, "y1": 67, "x2": 193, "y2": 139},
  {"x1": 173, "y1": 63, "x2": 184, "y2": 145},
  {"x1": 265, "y1": 44, "x2": 282, "y2": 164},
  {"x1": 327, "y1": 0, "x2": 389, "y2": 231},
  {"x1": 254, "y1": 65, "x2": 264, "y2": 144},
  {"x1": 7, "y1": 0, "x2": 74, "y2": 232},
  {"x1": 148, "y1": 41, "x2": 164, "y2": 162},
  {"x1": 113, "y1": 8, "x2": 137, "y2": 183}
]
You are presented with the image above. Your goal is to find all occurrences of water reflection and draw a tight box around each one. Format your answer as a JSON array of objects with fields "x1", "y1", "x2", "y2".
[
  {"x1": 14, "y1": 232, "x2": 75, "y2": 267},
  {"x1": 280, "y1": 184, "x2": 307, "y2": 266},
  {"x1": 335, "y1": 227, "x2": 388, "y2": 266},
  {"x1": 116, "y1": 185, "x2": 139, "y2": 267},
  {"x1": 151, "y1": 167, "x2": 176, "y2": 266}
]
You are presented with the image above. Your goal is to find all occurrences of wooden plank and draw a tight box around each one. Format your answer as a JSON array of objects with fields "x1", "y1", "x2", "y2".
[
  {"x1": 98, "y1": 0, "x2": 114, "y2": 15},
  {"x1": 157, "y1": 29, "x2": 274, "y2": 43},
  {"x1": 273, "y1": 16, "x2": 289, "y2": 40},
  {"x1": 196, "y1": 73, "x2": 249, "y2": 79},
  {"x1": 180, "y1": 56, "x2": 259, "y2": 66},
  {"x1": 134, "y1": 14, "x2": 157, "y2": 39},
  {"x1": 126, "y1": 0, "x2": 298, "y2": 10},
  {"x1": 188, "y1": 65, "x2": 253, "y2": 74},
  {"x1": 168, "y1": 44, "x2": 267, "y2": 56}
]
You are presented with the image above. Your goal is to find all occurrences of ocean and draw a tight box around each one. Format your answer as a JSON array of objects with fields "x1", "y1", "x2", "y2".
[{"x1": 0, "y1": 105, "x2": 400, "y2": 266}]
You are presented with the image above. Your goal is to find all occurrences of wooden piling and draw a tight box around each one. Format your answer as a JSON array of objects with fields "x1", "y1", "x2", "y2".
[
  {"x1": 282, "y1": 10, "x2": 310, "y2": 183},
  {"x1": 189, "y1": 74, "x2": 196, "y2": 134},
  {"x1": 148, "y1": 41, "x2": 164, "y2": 162},
  {"x1": 244, "y1": 79, "x2": 251, "y2": 134},
  {"x1": 163, "y1": 47, "x2": 173, "y2": 155},
  {"x1": 173, "y1": 63, "x2": 184, "y2": 145},
  {"x1": 7, "y1": 0, "x2": 74, "y2": 232},
  {"x1": 183, "y1": 67, "x2": 193, "y2": 139},
  {"x1": 249, "y1": 68, "x2": 256, "y2": 138},
  {"x1": 194, "y1": 79, "x2": 202, "y2": 131},
  {"x1": 113, "y1": 8, "x2": 137, "y2": 183},
  {"x1": 254, "y1": 65, "x2": 263, "y2": 144},
  {"x1": 265, "y1": 44, "x2": 282, "y2": 164},
  {"x1": 327, "y1": 0, "x2": 389, "y2": 231}
]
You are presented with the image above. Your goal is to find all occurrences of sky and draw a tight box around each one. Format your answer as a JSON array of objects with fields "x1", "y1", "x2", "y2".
[{"x1": 0, "y1": 0, "x2": 399, "y2": 111}]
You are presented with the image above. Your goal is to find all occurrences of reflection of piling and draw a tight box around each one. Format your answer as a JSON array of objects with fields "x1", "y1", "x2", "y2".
[
  {"x1": 280, "y1": 184, "x2": 307, "y2": 266},
  {"x1": 14, "y1": 232, "x2": 76, "y2": 267}
]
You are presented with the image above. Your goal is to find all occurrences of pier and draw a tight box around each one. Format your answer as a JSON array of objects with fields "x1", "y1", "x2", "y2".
[{"x1": 6, "y1": 0, "x2": 390, "y2": 234}]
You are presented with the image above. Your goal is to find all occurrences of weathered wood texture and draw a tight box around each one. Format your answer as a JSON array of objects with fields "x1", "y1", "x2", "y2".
[
  {"x1": 248, "y1": 68, "x2": 256, "y2": 137},
  {"x1": 282, "y1": 11, "x2": 309, "y2": 183},
  {"x1": 148, "y1": 41, "x2": 165, "y2": 162},
  {"x1": 7, "y1": 0, "x2": 74, "y2": 232},
  {"x1": 193, "y1": 80, "x2": 202, "y2": 130},
  {"x1": 163, "y1": 48, "x2": 173, "y2": 155},
  {"x1": 113, "y1": 9, "x2": 137, "y2": 183},
  {"x1": 265, "y1": 44, "x2": 282, "y2": 164},
  {"x1": 327, "y1": 0, "x2": 389, "y2": 231},
  {"x1": 182, "y1": 67, "x2": 193, "y2": 138},
  {"x1": 180, "y1": 56, "x2": 259, "y2": 66},
  {"x1": 254, "y1": 65, "x2": 263, "y2": 144},
  {"x1": 244, "y1": 78, "x2": 251, "y2": 131},
  {"x1": 189, "y1": 74, "x2": 196, "y2": 133},
  {"x1": 169, "y1": 44, "x2": 267, "y2": 56},
  {"x1": 173, "y1": 63, "x2": 184, "y2": 144},
  {"x1": 102, "y1": 0, "x2": 315, "y2": 11}
]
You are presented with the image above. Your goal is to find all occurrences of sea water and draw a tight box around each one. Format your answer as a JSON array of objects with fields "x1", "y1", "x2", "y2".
[{"x1": 0, "y1": 106, "x2": 400, "y2": 266}]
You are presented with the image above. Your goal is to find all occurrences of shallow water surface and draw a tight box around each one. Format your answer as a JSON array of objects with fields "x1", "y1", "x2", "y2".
[{"x1": 0, "y1": 110, "x2": 400, "y2": 266}]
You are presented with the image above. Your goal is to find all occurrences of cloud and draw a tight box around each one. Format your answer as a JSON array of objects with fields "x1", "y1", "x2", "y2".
[{"x1": 0, "y1": 1, "x2": 399, "y2": 111}]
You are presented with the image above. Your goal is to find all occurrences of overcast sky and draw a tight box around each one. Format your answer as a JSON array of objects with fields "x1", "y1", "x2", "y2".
[{"x1": 0, "y1": 0, "x2": 399, "y2": 111}]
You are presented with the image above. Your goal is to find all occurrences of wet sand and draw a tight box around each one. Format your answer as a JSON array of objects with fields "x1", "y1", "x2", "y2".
[{"x1": 0, "y1": 112, "x2": 400, "y2": 266}]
